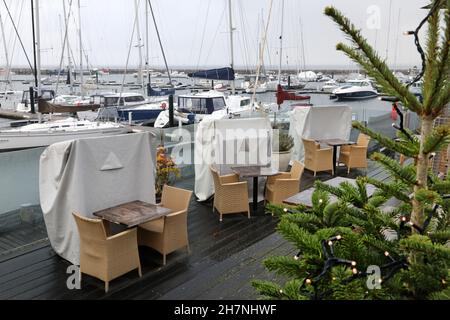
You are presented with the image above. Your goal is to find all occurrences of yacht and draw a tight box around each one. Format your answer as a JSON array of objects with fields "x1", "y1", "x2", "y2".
[
  {"x1": 330, "y1": 80, "x2": 378, "y2": 100},
  {"x1": 92, "y1": 92, "x2": 167, "y2": 124},
  {"x1": 0, "y1": 117, "x2": 128, "y2": 151},
  {"x1": 153, "y1": 91, "x2": 252, "y2": 128}
]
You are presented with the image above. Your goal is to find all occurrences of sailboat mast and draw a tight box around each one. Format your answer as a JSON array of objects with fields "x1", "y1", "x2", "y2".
[
  {"x1": 145, "y1": 0, "x2": 150, "y2": 88},
  {"x1": 77, "y1": 0, "x2": 83, "y2": 96},
  {"x1": 277, "y1": 0, "x2": 284, "y2": 84},
  {"x1": 0, "y1": 10, "x2": 11, "y2": 85},
  {"x1": 134, "y1": 0, "x2": 144, "y2": 93},
  {"x1": 228, "y1": 0, "x2": 235, "y2": 94},
  {"x1": 34, "y1": 0, "x2": 41, "y2": 95},
  {"x1": 62, "y1": 0, "x2": 73, "y2": 94}
]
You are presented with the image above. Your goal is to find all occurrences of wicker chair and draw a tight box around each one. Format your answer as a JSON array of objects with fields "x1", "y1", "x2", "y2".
[
  {"x1": 72, "y1": 212, "x2": 142, "y2": 293},
  {"x1": 265, "y1": 160, "x2": 304, "y2": 204},
  {"x1": 138, "y1": 185, "x2": 193, "y2": 265},
  {"x1": 339, "y1": 133, "x2": 371, "y2": 174},
  {"x1": 210, "y1": 166, "x2": 250, "y2": 222},
  {"x1": 302, "y1": 138, "x2": 334, "y2": 176}
]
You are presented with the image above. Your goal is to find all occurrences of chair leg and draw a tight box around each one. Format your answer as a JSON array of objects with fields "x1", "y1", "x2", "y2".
[
  {"x1": 347, "y1": 167, "x2": 350, "y2": 174},
  {"x1": 247, "y1": 210, "x2": 251, "y2": 219},
  {"x1": 105, "y1": 281, "x2": 109, "y2": 293},
  {"x1": 138, "y1": 266, "x2": 142, "y2": 277},
  {"x1": 163, "y1": 254, "x2": 166, "y2": 266},
  {"x1": 187, "y1": 243, "x2": 191, "y2": 254},
  {"x1": 220, "y1": 214, "x2": 223, "y2": 222},
  {"x1": 314, "y1": 171, "x2": 316, "y2": 177}
]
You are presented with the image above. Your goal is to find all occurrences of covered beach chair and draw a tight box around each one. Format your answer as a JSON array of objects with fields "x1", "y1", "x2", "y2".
[
  {"x1": 138, "y1": 185, "x2": 193, "y2": 265},
  {"x1": 210, "y1": 166, "x2": 250, "y2": 222},
  {"x1": 302, "y1": 138, "x2": 334, "y2": 176},
  {"x1": 72, "y1": 212, "x2": 142, "y2": 293},
  {"x1": 265, "y1": 160, "x2": 304, "y2": 204},
  {"x1": 339, "y1": 133, "x2": 371, "y2": 173}
]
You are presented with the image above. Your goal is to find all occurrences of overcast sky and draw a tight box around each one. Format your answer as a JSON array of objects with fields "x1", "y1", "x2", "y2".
[{"x1": 0, "y1": 0, "x2": 432, "y2": 70}]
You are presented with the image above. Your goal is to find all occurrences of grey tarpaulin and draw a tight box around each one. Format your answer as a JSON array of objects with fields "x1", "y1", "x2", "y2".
[{"x1": 39, "y1": 132, "x2": 156, "y2": 265}]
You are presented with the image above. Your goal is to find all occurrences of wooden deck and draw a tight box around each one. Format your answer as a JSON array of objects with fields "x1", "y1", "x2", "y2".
[{"x1": 0, "y1": 162, "x2": 390, "y2": 300}]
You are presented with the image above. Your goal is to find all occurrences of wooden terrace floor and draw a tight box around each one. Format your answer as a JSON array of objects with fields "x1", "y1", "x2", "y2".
[{"x1": 0, "y1": 162, "x2": 390, "y2": 299}]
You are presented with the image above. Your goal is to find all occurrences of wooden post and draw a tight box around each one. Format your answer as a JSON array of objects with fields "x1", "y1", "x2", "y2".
[{"x1": 168, "y1": 94, "x2": 174, "y2": 127}]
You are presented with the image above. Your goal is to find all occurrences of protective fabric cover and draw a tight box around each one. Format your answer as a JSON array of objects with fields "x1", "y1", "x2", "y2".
[
  {"x1": 188, "y1": 67, "x2": 235, "y2": 81},
  {"x1": 194, "y1": 116, "x2": 273, "y2": 202},
  {"x1": 39, "y1": 132, "x2": 155, "y2": 265},
  {"x1": 289, "y1": 105, "x2": 352, "y2": 163}
]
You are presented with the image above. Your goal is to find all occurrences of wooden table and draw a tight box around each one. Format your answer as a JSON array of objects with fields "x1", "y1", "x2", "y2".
[
  {"x1": 93, "y1": 200, "x2": 172, "y2": 228},
  {"x1": 231, "y1": 165, "x2": 279, "y2": 212},
  {"x1": 283, "y1": 176, "x2": 376, "y2": 207},
  {"x1": 316, "y1": 138, "x2": 355, "y2": 175}
]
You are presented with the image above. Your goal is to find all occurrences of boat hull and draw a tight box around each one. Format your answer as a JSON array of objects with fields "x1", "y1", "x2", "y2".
[
  {"x1": 0, "y1": 127, "x2": 128, "y2": 152},
  {"x1": 117, "y1": 108, "x2": 164, "y2": 122},
  {"x1": 333, "y1": 91, "x2": 378, "y2": 100}
]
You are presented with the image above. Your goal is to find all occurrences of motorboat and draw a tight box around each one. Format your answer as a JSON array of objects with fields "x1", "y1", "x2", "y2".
[
  {"x1": 321, "y1": 79, "x2": 339, "y2": 93},
  {"x1": 330, "y1": 79, "x2": 378, "y2": 100},
  {"x1": 153, "y1": 91, "x2": 253, "y2": 128},
  {"x1": 0, "y1": 117, "x2": 128, "y2": 151}
]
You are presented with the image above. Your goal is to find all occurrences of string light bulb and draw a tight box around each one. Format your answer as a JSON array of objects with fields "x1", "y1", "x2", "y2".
[
  {"x1": 294, "y1": 255, "x2": 299, "y2": 260},
  {"x1": 328, "y1": 240, "x2": 333, "y2": 246},
  {"x1": 336, "y1": 235, "x2": 342, "y2": 240},
  {"x1": 401, "y1": 216, "x2": 407, "y2": 222},
  {"x1": 351, "y1": 261, "x2": 357, "y2": 266},
  {"x1": 305, "y1": 279, "x2": 312, "y2": 285},
  {"x1": 384, "y1": 251, "x2": 390, "y2": 257},
  {"x1": 318, "y1": 199, "x2": 323, "y2": 204},
  {"x1": 279, "y1": 289, "x2": 283, "y2": 294},
  {"x1": 352, "y1": 268, "x2": 358, "y2": 274},
  {"x1": 283, "y1": 208, "x2": 288, "y2": 213}
]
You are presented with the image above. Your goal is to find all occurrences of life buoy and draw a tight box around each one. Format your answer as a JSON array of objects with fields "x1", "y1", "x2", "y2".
[{"x1": 160, "y1": 102, "x2": 167, "y2": 109}]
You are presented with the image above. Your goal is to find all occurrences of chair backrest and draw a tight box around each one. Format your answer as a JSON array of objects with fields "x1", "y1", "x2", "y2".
[
  {"x1": 72, "y1": 212, "x2": 107, "y2": 242},
  {"x1": 210, "y1": 165, "x2": 222, "y2": 186},
  {"x1": 290, "y1": 160, "x2": 305, "y2": 180},
  {"x1": 357, "y1": 133, "x2": 370, "y2": 147},
  {"x1": 161, "y1": 185, "x2": 193, "y2": 213},
  {"x1": 302, "y1": 138, "x2": 318, "y2": 158}
]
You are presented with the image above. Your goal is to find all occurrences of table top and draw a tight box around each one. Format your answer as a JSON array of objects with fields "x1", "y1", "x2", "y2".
[
  {"x1": 231, "y1": 165, "x2": 279, "y2": 178},
  {"x1": 283, "y1": 177, "x2": 376, "y2": 207},
  {"x1": 93, "y1": 200, "x2": 172, "y2": 228},
  {"x1": 316, "y1": 138, "x2": 356, "y2": 147}
]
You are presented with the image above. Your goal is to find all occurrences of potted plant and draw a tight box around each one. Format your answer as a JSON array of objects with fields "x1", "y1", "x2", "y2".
[
  {"x1": 155, "y1": 145, "x2": 180, "y2": 200},
  {"x1": 273, "y1": 131, "x2": 294, "y2": 171}
]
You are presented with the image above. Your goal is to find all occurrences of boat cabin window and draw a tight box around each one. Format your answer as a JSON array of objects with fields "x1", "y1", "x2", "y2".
[
  {"x1": 178, "y1": 97, "x2": 226, "y2": 114},
  {"x1": 124, "y1": 95, "x2": 145, "y2": 103},
  {"x1": 104, "y1": 97, "x2": 124, "y2": 107},
  {"x1": 240, "y1": 98, "x2": 251, "y2": 107}
]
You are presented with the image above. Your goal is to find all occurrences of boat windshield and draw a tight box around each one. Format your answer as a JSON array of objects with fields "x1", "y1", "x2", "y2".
[{"x1": 104, "y1": 97, "x2": 124, "y2": 106}]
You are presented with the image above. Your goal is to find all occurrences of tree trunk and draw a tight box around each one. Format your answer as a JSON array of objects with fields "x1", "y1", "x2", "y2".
[{"x1": 412, "y1": 116, "x2": 433, "y2": 227}]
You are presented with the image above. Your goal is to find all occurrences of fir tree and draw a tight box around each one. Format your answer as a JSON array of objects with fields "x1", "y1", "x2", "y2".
[{"x1": 253, "y1": 0, "x2": 450, "y2": 300}]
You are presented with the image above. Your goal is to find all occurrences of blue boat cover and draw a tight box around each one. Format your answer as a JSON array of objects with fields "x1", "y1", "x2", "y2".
[{"x1": 188, "y1": 67, "x2": 235, "y2": 80}]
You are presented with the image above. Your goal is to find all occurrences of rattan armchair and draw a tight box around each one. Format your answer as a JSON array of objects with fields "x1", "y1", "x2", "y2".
[
  {"x1": 265, "y1": 160, "x2": 304, "y2": 204},
  {"x1": 138, "y1": 185, "x2": 193, "y2": 265},
  {"x1": 72, "y1": 212, "x2": 142, "y2": 293},
  {"x1": 210, "y1": 166, "x2": 250, "y2": 222},
  {"x1": 339, "y1": 133, "x2": 371, "y2": 173},
  {"x1": 302, "y1": 138, "x2": 334, "y2": 176}
]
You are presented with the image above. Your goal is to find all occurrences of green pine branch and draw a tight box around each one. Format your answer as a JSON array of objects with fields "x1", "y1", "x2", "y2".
[
  {"x1": 371, "y1": 153, "x2": 417, "y2": 186},
  {"x1": 422, "y1": 125, "x2": 450, "y2": 154},
  {"x1": 353, "y1": 121, "x2": 419, "y2": 158}
]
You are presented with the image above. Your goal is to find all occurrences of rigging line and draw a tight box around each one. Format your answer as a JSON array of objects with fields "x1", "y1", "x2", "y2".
[
  {"x1": 195, "y1": 0, "x2": 211, "y2": 70},
  {"x1": 238, "y1": 0, "x2": 251, "y2": 72},
  {"x1": 251, "y1": 0, "x2": 274, "y2": 104},
  {"x1": 55, "y1": 0, "x2": 73, "y2": 96},
  {"x1": 2, "y1": 0, "x2": 33, "y2": 72},
  {"x1": 385, "y1": 0, "x2": 393, "y2": 61},
  {"x1": 147, "y1": 0, "x2": 172, "y2": 85},
  {"x1": 203, "y1": 4, "x2": 226, "y2": 67},
  {"x1": 120, "y1": 0, "x2": 139, "y2": 98}
]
